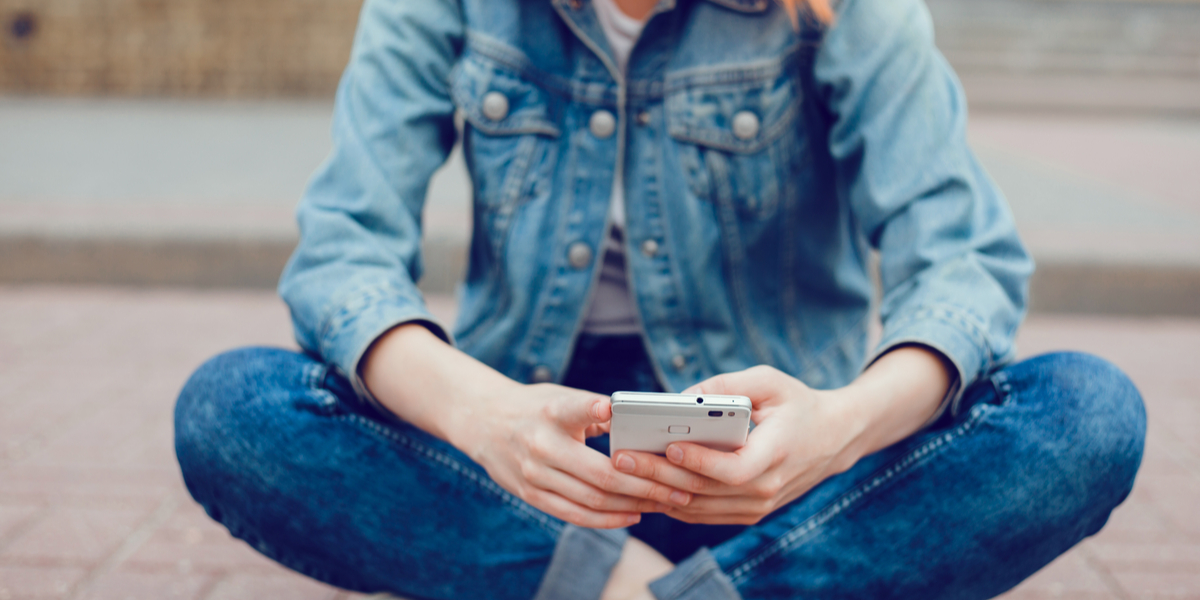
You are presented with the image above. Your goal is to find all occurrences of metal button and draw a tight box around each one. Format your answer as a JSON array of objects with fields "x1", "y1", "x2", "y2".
[
  {"x1": 732, "y1": 110, "x2": 760, "y2": 140},
  {"x1": 640, "y1": 239, "x2": 659, "y2": 257},
  {"x1": 589, "y1": 110, "x2": 616, "y2": 139},
  {"x1": 567, "y1": 242, "x2": 593, "y2": 269},
  {"x1": 671, "y1": 354, "x2": 687, "y2": 370},
  {"x1": 482, "y1": 92, "x2": 509, "y2": 121},
  {"x1": 635, "y1": 111, "x2": 651, "y2": 126},
  {"x1": 531, "y1": 366, "x2": 553, "y2": 383}
]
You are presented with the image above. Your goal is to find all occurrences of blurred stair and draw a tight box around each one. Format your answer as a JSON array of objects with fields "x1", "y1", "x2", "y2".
[{"x1": 928, "y1": 0, "x2": 1200, "y2": 113}]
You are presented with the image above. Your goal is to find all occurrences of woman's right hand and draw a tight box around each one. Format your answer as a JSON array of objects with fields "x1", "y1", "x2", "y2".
[
  {"x1": 363, "y1": 323, "x2": 690, "y2": 529},
  {"x1": 456, "y1": 382, "x2": 696, "y2": 529}
]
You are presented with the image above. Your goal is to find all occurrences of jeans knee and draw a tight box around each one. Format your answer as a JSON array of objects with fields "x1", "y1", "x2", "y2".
[
  {"x1": 174, "y1": 346, "x2": 296, "y2": 496},
  {"x1": 1033, "y1": 352, "x2": 1146, "y2": 508}
]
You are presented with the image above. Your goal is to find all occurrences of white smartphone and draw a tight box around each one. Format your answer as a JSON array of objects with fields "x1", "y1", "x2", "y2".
[{"x1": 609, "y1": 391, "x2": 752, "y2": 455}]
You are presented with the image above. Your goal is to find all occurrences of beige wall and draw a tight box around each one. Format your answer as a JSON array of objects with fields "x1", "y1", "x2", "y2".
[{"x1": 0, "y1": 0, "x2": 361, "y2": 98}]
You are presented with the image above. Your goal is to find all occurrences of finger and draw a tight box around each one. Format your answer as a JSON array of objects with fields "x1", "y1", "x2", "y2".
[
  {"x1": 583, "y1": 421, "x2": 612, "y2": 439},
  {"x1": 683, "y1": 365, "x2": 794, "y2": 407},
  {"x1": 525, "y1": 487, "x2": 643, "y2": 529},
  {"x1": 667, "y1": 493, "x2": 774, "y2": 517},
  {"x1": 613, "y1": 451, "x2": 739, "y2": 497},
  {"x1": 549, "y1": 444, "x2": 694, "y2": 507},
  {"x1": 661, "y1": 507, "x2": 765, "y2": 526},
  {"x1": 546, "y1": 393, "x2": 610, "y2": 431},
  {"x1": 529, "y1": 464, "x2": 665, "y2": 514},
  {"x1": 665, "y1": 441, "x2": 773, "y2": 487}
]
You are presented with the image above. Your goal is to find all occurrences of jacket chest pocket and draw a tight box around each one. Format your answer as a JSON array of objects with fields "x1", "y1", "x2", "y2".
[
  {"x1": 666, "y1": 70, "x2": 804, "y2": 221},
  {"x1": 452, "y1": 54, "x2": 561, "y2": 256}
]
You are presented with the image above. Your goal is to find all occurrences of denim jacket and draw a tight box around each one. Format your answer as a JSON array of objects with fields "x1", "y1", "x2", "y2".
[{"x1": 279, "y1": 0, "x2": 1032, "y2": 415}]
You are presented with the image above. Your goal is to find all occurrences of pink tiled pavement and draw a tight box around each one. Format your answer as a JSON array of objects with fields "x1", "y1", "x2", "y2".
[{"x1": 0, "y1": 286, "x2": 1197, "y2": 599}]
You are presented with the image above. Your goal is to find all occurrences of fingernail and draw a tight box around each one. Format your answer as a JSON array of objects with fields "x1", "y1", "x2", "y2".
[
  {"x1": 615, "y1": 455, "x2": 635, "y2": 473},
  {"x1": 626, "y1": 514, "x2": 641, "y2": 525},
  {"x1": 667, "y1": 445, "x2": 684, "y2": 463},
  {"x1": 669, "y1": 491, "x2": 689, "y2": 505}
]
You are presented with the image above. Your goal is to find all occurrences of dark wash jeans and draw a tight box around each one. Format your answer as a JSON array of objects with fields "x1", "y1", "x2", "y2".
[{"x1": 174, "y1": 335, "x2": 1146, "y2": 600}]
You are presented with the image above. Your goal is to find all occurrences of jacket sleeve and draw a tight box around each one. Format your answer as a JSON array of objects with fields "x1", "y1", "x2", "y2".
[
  {"x1": 278, "y1": 0, "x2": 464, "y2": 395},
  {"x1": 814, "y1": 0, "x2": 1034, "y2": 417}
]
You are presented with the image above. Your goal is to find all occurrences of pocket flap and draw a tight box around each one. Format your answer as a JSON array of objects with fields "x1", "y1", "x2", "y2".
[
  {"x1": 452, "y1": 54, "x2": 561, "y2": 138},
  {"x1": 666, "y1": 71, "x2": 799, "y2": 154}
]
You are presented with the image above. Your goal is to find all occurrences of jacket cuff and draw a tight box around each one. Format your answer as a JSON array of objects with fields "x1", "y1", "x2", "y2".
[
  {"x1": 317, "y1": 281, "x2": 453, "y2": 406},
  {"x1": 867, "y1": 305, "x2": 990, "y2": 420}
]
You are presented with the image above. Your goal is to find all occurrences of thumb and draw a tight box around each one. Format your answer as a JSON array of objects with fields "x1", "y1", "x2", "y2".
[
  {"x1": 549, "y1": 393, "x2": 610, "y2": 431},
  {"x1": 683, "y1": 371, "x2": 743, "y2": 395},
  {"x1": 683, "y1": 366, "x2": 794, "y2": 407}
]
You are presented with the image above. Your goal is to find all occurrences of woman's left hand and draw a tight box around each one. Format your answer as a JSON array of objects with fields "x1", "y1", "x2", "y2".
[{"x1": 612, "y1": 365, "x2": 868, "y2": 525}]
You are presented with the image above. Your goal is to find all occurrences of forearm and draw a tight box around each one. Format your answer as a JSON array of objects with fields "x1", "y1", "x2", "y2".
[
  {"x1": 837, "y1": 345, "x2": 954, "y2": 462},
  {"x1": 361, "y1": 323, "x2": 520, "y2": 450}
]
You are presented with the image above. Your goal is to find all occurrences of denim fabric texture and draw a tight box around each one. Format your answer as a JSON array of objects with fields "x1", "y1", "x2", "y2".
[
  {"x1": 277, "y1": 0, "x2": 1033, "y2": 409},
  {"x1": 175, "y1": 343, "x2": 1145, "y2": 599}
]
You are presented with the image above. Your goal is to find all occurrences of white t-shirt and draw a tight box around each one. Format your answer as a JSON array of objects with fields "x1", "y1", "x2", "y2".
[{"x1": 581, "y1": 0, "x2": 647, "y2": 335}]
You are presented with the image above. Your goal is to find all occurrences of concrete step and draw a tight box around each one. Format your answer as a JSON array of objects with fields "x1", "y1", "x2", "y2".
[
  {"x1": 927, "y1": 0, "x2": 1200, "y2": 112},
  {"x1": 929, "y1": 0, "x2": 1200, "y2": 69}
]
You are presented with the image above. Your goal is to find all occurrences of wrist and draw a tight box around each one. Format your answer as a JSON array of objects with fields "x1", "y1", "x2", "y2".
[
  {"x1": 835, "y1": 346, "x2": 952, "y2": 459},
  {"x1": 821, "y1": 385, "x2": 880, "y2": 467},
  {"x1": 442, "y1": 377, "x2": 523, "y2": 460},
  {"x1": 362, "y1": 323, "x2": 518, "y2": 451}
]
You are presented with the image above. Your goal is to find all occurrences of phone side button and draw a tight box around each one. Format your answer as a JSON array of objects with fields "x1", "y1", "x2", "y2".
[{"x1": 667, "y1": 426, "x2": 690, "y2": 434}]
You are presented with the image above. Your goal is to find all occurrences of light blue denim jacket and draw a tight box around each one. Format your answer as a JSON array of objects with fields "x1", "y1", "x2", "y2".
[{"x1": 279, "y1": 0, "x2": 1032, "y2": 415}]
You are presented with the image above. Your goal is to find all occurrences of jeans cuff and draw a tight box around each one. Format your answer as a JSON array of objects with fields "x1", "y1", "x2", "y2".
[
  {"x1": 648, "y1": 548, "x2": 743, "y2": 600},
  {"x1": 533, "y1": 525, "x2": 629, "y2": 600}
]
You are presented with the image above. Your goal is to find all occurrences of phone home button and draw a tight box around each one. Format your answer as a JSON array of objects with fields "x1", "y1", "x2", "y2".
[{"x1": 667, "y1": 425, "x2": 690, "y2": 434}]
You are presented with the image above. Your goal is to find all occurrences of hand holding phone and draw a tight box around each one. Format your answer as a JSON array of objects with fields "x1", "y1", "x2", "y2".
[{"x1": 608, "y1": 391, "x2": 751, "y2": 455}]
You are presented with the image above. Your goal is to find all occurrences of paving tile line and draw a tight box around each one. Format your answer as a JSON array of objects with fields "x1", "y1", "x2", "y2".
[
  {"x1": 1144, "y1": 412, "x2": 1200, "y2": 481},
  {"x1": 62, "y1": 491, "x2": 183, "y2": 600},
  {"x1": 0, "y1": 504, "x2": 53, "y2": 558},
  {"x1": 1076, "y1": 543, "x2": 1134, "y2": 600}
]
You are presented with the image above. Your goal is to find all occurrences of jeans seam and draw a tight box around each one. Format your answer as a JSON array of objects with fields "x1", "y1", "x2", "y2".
[
  {"x1": 333, "y1": 413, "x2": 563, "y2": 536},
  {"x1": 302, "y1": 362, "x2": 343, "y2": 414},
  {"x1": 991, "y1": 370, "x2": 1016, "y2": 406},
  {"x1": 303, "y1": 362, "x2": 324, "y2": 391},
  {"x1": 725, "y1": 405, "x2": 992, "y2": 584}
]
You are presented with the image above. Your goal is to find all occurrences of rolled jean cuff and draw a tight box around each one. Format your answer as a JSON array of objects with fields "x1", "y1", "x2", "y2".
[
  {"x1": 649, "y1": 548, "x2": 742, "y2": 600},
  {"x1": 533, "y1": 525, "x2": 628, "y2": 600}
]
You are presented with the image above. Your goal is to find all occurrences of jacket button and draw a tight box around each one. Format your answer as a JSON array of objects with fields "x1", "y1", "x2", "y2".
[
  {"x1": 531, "y1": 366, "x2": 553, "y2": 383},
  {"x1": 640, "y1": 239, "x2": 659, "y2": 257},
  {"x1": 732, "y1": 111, "x2": 760, "y2": 140},
  {"x1": 482, "y1": 92, "x2": 509, "y2": 121},
  {"x1": 567, "y1": 242, "x2": 593, "y2": 269},
  {"x1": 589, "y1": 110, "x2": 616, "y2": 139},
  {"x1": 635, "y1": 111, "x2": 651, "y2": 126},
  {"x1": 671, "y1": 354, "x2": 687, "y2": 370}
]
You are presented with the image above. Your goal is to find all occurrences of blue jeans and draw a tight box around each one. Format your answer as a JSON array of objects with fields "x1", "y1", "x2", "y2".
[{"x1": 174, "y1": 335, "x2": 1145, "y2": 600}]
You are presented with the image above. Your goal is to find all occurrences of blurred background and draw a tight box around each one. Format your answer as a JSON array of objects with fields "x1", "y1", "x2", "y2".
[
  {"x1": 1, "y1": 1, "x2": 1199, "y2": 599},
  {"x1": 1, "y1": 0, "x2": 1198, "y2": 313}
]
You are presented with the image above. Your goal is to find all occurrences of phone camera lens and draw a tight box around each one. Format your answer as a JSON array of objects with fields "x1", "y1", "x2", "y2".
[{"x1": 696, "y1": 397, "x2": 704, "y2": 404}]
